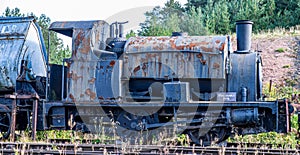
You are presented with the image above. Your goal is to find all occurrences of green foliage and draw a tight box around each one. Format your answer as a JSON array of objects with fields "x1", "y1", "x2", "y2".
[
  {"x1": 126, "y1": 30, "x2": 136, "y2": 39},
  {"x1": 275, "y1": 47, "x2": 285, "y2": 53},
  {"x1": 3, "y1": 7, "x2": 24, "y2": 17},
  {"x1": 282, "y1": 64, "x2": 291, "y2": 68},
  {"x1": 1, "y1": 7, "x2": 71, "y2": 65},
  {"x1": 43, "y1": 130, "x2": 74, "y2": 139},
  {"x1": 203, "y1": 0, "x2": 230, "y2": 34},
  {"x1": 138, "y1": 5, "x2": 181, "y2": 36},
  {"x1": 263, "y1": 82, "x2": 300, "y2": 101},
  {"x1": 176, "y1": 134, "x2": 189, "y2": 146},
  {"x1": 228, "y1": 132, "x2": 299, "y2": 149},
  {"x1": 138, "y1": 0, "x2": 208, "y2": 36},
  {"x1": 140, "y1": 0, "x2": 300, "y2": 36},
  {"x1": 291, "y1": 115, "x2": 299, "y2": 130},
  {"x1": 180, "y1": 7, "x2": 207, "y2": 35}
]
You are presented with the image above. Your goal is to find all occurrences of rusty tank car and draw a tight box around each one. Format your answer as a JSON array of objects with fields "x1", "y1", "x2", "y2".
[{"x1": 0, "y1": 16, "x2": 294, "y2": 145}]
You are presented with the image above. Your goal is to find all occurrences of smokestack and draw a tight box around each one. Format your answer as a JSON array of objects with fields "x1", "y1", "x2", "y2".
[{"x1": 236, "y1": 20, "x2": 253, "y2": 53}]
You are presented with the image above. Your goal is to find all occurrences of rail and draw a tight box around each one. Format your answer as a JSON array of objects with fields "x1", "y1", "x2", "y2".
[{"x1": 0, "y1": 142, "x2": 298, "y2": 155}]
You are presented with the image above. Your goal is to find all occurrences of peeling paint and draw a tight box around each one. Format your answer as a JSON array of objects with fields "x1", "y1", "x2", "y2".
[
  {"x1": 124, "y1": 36, "x2": 229, "y2": 79},
  {"x1": 88, "y1": 78, "x2": 96, "y2": 84},
  {"x1": 85, "y1": 88, "x2": 96, "y2": 100},
  {"x1": 109, "y1": 60, "x2": 116, "y2": 67},
  {"x1": 50, "y1": 20, "x2": 110, "y2": 102},
  {"x1": 125, "y1": 36, "x2": 226, "y2": 53}
]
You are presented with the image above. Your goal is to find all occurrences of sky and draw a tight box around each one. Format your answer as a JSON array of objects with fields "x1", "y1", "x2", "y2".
[
  {"x1": 1, "y1": 0, "x2": 187, "y2": 21},
  {"x1": 1, "y1": 0, "x2": 187, "y2": 45}
]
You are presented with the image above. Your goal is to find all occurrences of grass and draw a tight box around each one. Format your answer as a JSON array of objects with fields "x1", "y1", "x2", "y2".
[
  {"x1": 227, "y1": 82, "x2": 300, "y2": 149},
  {"x1": 275, "y1": 48, "x2": 285, "y2": 53},
  {"x1": 263, "y1": 81, "x2": 300, "y2": 101},
  {"x1": 227, "y1": 132, "x2": 299, "y2": 149},
  {"x1": 252, "y1": 25, "x2": 300, "y2": 39},
  {"x1": 282, "y1": 64, "x2": 291, "y2": 68},
  {"x1": 227, "y1": 113, "x2": 299, "y2": 149}
]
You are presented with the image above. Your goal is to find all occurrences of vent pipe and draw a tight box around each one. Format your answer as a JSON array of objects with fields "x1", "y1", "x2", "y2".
[
  {"x1": 110, "y1": 24, "x2": 115, "y2": 38},
  {"x1": 236, "y1": 20, "x2": 253, "y2": 53}
]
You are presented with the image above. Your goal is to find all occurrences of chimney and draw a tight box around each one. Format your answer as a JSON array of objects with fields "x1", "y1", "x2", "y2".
[{"x1": 236, "y1": 20, "x2": 253, "y2": 53}]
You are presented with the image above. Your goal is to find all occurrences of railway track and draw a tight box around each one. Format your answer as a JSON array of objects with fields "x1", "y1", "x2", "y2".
[{"x1": 0, "y1": 142, "x2": 299, "y2": 155}]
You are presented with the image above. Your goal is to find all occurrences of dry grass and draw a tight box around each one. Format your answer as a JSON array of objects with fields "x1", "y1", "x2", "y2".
[{"x1": 253, "y1": 25, "x2": 300, "y2": 39}]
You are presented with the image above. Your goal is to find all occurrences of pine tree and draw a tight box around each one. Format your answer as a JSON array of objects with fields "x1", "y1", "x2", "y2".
[
  {"x1": 139, "y1": 0, "x2": 300, "y2": 36},
  {"x1": 181, "y1": 7, "x2": 207, "y2": 35},
  {"x1": 213, "y1": 1, "x2": 230, "y2": 34}
]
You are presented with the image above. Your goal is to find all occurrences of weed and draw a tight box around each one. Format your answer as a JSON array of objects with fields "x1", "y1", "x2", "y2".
[
  {"x1": 275, "y1": 48, "x2": 285, "y2": 53},
  {"x1": 263, "y1": 82, "x2": 300, "y2": 101},
  {"x1": 282, "y1": 64, "x2": 290, "y2": 68},
  {"x1": 230, "y1": 83, "x2": 300, "y2": 149},
  {"x1": 177, "y1": 134, "x2": 189, "y2": 146},
  {"x1": 228, "y1": 132, "x2": 299, "y2": 149}
]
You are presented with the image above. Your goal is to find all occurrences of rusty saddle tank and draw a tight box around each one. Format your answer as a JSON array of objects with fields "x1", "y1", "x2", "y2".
[{"x1": 123, "y1": 35, "x2": 229, "y2": 102}]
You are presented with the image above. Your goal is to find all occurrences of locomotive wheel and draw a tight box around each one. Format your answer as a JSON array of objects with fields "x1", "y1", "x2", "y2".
[
  {"x1": 0, "y1": 105, "x2": 11, "y2": 139},
  {"x1": 188, "y1": 127, "x2": 231, "y2": 146},
  {"x1": 116, "y1": 110, "x2": 159, "y2": 143},
  {"x1": 117, "y1": 110, "x2": 149, "y2": 131}
]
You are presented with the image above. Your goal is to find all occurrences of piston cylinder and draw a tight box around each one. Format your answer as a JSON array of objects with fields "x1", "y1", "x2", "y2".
[{"x1": 227, "y1": 108, "x2": 259, "y2": 126}]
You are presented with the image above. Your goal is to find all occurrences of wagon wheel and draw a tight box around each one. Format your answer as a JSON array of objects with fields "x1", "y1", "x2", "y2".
[
  {"x1": 0, "y1": 105, "x2": 11, "y2": 139},
  {"x1": 188, "y1": 127, "x2": 231, "y2": 146}
]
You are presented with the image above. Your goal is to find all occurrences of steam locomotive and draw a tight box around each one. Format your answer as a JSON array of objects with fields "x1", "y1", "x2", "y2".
[{"x1": 0, "y1": 16, "x2": 293, "y2": 145}]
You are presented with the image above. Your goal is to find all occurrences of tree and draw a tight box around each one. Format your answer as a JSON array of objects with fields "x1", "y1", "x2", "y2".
[
  {"x1": 186, "y1": 0, "x2": 300, "y2": 34},
  {"x1": 214, "y1": 1, "x2": 230, "y2": 34},
  {"x1": 1, "y1": 7, "x2": 71, "y2": 64},
  {"x1": 202, "y1": 0, "x2": 230, "y2": 34},
  {"x1": 3, "y1": 7, "x2": 24, "y2": 17},
  {"x1": 126, "y1": 30, "x2": 136, "y2": 39},
  {"x1": 273, "y1": 0, "x2": 300, "y2": 28},
  {"x1": 185, "y1": 0, "x2": 214, "y2": 10},
  {"x1": 181, "y1": 7, "x2": 207, "y2": 35},
  {"x1": 138, "y1": 0, "x2": 183, "y2": 36},
  {"x1": 138, "y1": 6, "x2": 167, "y2": 36},
  {"x1": 139, "y1": 0, "x2": 208, "y2": 36}
]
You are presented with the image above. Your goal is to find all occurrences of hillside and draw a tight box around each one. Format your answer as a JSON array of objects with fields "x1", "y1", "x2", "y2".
[
  {"x1": 254, "y1": 36, "x2": 299, "y2": 87},
  {"x1": 231, "y1": 30, "x2": 300, "y2": 92}
]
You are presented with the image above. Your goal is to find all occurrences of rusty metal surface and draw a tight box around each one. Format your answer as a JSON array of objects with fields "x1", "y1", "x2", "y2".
[
  {"x1": 5, "y1": 93, "x2": 40, "y2": 141},
  {"x1": 0, "y1": 17, "x2": 47, "y2": 92},
  {"x1": 32, "y1": 98, "x2": 38, "y2": 141},
  {"x1": 125, "y1": 36, "x2": 227, "y2": 52},
  {"x1": 123, "y1": 36, "x2": 229, "y2": 79},
  {"x1": 50, "y1": 20, "x2": 110, "y2": 102},
  {"x1": 49, "y1": 20, "x2": 105, "y2": 37},
  {"x1": 9, "y1": 98, "x2": 16, "y2": 141}
]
